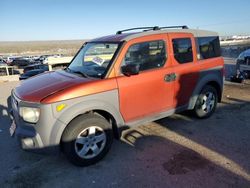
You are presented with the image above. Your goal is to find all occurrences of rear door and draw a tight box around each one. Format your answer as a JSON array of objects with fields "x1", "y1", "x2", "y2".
[
  {"x1": 115, "y1": 35, "x2": 175, "y2": 122},
  {"x1": 168, "y1": 33, "x2": 199, "y2": 107}
]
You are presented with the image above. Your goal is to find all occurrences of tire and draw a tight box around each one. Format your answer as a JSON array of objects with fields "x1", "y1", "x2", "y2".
[
  {"x1": 193, "y1": 85, "x2": 218, "y2": 119},
  {"x1": 61, "y1": 114, "x2": 113, "y2": 166}
]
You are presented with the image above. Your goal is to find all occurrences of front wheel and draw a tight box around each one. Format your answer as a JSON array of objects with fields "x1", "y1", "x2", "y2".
[
  {"x1": 61, "y1": 114, "x2": 113, "y2": 166},
  {"x1": 193, "y1": 85, "x2": 218, "y2": 118}
]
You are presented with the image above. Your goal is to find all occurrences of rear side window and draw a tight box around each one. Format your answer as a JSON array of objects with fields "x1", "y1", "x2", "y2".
[
  {"x1": 172, "y1": 38, "x2": 193, "y2": 64},
  {"x1": 196, "y1": 37, "x2": 221, "y2": 60},
  {"x1": 122, "y1": 40, "x2": 166, "y2": 71}
]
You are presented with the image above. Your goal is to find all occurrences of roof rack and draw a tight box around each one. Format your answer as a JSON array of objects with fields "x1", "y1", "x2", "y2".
[
  {"x1": 116, "y1": 25, "x2": 188, "y2": 34},
  {"x1": 116, "y1": 26, "x2": 160, "y2": 34},
  {"x1": 160, "y1": 25, "x2": 188, "y2": 29}
]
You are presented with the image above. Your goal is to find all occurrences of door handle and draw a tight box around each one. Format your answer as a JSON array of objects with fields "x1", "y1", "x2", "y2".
[{"x1": 164, "y1": 73, "x2": 177, "y2": 82}]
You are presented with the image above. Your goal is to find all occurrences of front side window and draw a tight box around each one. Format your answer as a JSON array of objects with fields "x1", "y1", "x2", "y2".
[
  {"x1": 172, "y1": 38, "x2": 193, "y2": 64},
  {"x1": 68, "y1": 42, "x2": 119, "y2": 78},
  {"x1": 237, "y1": 51, "x2": 250, "y2": 65},
  {"x1": 238, "y1": 52, "x2": 245, "y2": 61},
  {"x1": 121, "y1": 40, "x2": 166, "y2": 71}
]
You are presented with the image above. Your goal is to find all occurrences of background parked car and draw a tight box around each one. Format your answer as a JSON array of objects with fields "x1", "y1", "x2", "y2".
[
  {"x1": 19, "y1": 69, "x2": 45, "y2": 80},
  {"x1": 6, "y1": 56, "x2": 21, "y2": 65},
  {"x1": 10, "y1": 58, "x2": 30, "y2": 67},
  {"x1": 23, "y1": 64, "x2": 49, "y2": 73},
  {"x1": 0, "y1": 59, "x2": 7, "y2": 65},
  {"x1": 236, "y1": 49, "x2": 250, "y2": 78}
]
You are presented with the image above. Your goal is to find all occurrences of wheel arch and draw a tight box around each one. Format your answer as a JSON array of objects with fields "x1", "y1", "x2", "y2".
[
  {"x1": 50, "y1": 101, "x2": 125, "y2": 147},
  {"x1": 206, "y1": 81, "x2": 222, "y2": 102},
  {"x1": 92, "y1": 109, "x2": 121, "y2": 139},
  {"x1": 188, "y1": 72, "x2": 223, "y2": 110}
]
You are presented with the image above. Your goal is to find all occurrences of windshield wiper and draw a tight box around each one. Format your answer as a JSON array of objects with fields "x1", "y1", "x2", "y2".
[
  {"x1": 65, "y1": 67, "x2": 70, "y2": 71},
  {"x1": 73, "y1": 70, "x2": 89, "y2": 78},
  {"x1": 65, "y1": 67, "x2": 89, "y2": 78},
  {"x1": 64, "y1": 67, "x2": 90, "y2": 78}
]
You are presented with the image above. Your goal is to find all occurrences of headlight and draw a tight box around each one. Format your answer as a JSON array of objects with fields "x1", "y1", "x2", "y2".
[{"x1": 19, "y1": 107, "x2": 40, "y2": 123}]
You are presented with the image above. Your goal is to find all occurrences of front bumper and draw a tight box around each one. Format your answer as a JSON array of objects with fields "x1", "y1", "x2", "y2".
[
  {"x1": 9, "y1": 108, "x2": 44, "y2": 149},
  {"x1": 9, "y1": 92, "x2": 65, "y2": 150}
]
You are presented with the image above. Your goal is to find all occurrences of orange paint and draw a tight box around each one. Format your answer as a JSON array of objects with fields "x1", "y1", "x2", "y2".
[
  {"x1": 41, "y1": 78, "x2": 118, "y2": 103},
  {"x1": 15, "y1": 30, "x2": 224, "y2": 124}
]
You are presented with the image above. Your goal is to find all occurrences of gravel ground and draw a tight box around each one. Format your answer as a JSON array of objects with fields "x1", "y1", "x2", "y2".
[{"x1": 0, "y1": 61, "x2": 249, "y2": 187}]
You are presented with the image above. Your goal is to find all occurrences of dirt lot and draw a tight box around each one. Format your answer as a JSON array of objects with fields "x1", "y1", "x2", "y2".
[
  {"x1": 0, "y1": 40, "x2": 84, "y2": 56},
  {"x1": 0, "y1": 79, "x2": 249, "y2": 188}
]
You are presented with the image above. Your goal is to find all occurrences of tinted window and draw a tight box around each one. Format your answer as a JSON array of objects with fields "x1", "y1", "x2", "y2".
[
  {"x1": 25, "y1": 70, "x2": 42, "y2": 76},
  {"x1": 238, "y1": 52, "x2": 245, "y2": 61},
  {"x1": 172, "y1": 38, "x2": 193, "y2": 64},
  {"x1": 42, "y1": 65, "x2": 49, "y2": 71},
  {"x1": 196, "y1": 37, "x2": 221, "y2": 60},
  {"x1": 26, "y1": 72, "x2": 36, "y2": 76},
  {"x1": 122, "y1": 40, "x2": 166, "y2": 71},
  {"x1": 241, "y1": 57, "x2": 250, "y2": 65}
]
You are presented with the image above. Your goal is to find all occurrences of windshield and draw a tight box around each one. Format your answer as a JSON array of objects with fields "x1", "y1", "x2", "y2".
[{"x1": 68, "y1": 42, "x2": 119, "y2": 78}]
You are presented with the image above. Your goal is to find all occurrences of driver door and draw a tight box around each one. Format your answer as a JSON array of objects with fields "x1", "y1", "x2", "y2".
[{"x1": 115, "y1": 36, "x2": 175, "y2": 122}]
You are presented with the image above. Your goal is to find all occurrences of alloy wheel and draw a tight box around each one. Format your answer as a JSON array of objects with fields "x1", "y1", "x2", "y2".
[{"x1": 74, "y1": 126, "x2": 107, "y2": 159}]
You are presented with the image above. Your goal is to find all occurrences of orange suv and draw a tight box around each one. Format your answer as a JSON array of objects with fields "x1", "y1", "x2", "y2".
[{"x1": 9, "y1": 26, "x2": 224, "y2": 166}]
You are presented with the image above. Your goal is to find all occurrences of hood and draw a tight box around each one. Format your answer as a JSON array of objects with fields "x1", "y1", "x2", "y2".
[{"x1": 14, "y1": 70, "x2": 93, "y2": 103}]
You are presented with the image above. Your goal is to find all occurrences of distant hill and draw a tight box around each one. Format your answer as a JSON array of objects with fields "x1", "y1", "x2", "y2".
[{"x1": 0, "y1": 40, "x2": 86, "y2": 56}]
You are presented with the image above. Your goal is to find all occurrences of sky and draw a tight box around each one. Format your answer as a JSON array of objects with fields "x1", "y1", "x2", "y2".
[{"x1": 1, "y1": 0, "x2": 250, "y2": 41}]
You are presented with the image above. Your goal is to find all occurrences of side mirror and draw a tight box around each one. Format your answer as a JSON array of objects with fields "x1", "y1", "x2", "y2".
[{"x1": 121, "y1": 64, "x2": 140, "y2": 76}]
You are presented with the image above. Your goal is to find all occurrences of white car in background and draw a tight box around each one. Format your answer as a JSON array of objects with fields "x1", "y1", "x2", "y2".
[{"x1": 236, "y1": 49, "x2": 250, "y2": 77}]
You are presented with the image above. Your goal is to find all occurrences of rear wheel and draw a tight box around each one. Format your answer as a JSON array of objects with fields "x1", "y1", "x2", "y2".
[
  {"x1": 193, "y1": 85, "x2": 218, "y2": 118},
  {"x1": 61, "y1": 114, "x2": 113, "y2": 166}
]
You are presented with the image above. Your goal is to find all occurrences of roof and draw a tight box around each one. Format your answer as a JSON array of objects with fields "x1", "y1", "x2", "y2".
[
  {"x1": 239, "y1": 48, "x2": 250, "y2": 57},
  {"x1": 91, "y1": 33, "x2": 137, "y2": 42},
  {"x1": 90, "y1": 29, "x2": 218, "y2": 43},
  {"x1": 25, "y1": 63, "x2": 43, "y2": 67}
]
